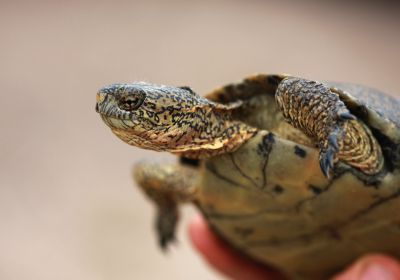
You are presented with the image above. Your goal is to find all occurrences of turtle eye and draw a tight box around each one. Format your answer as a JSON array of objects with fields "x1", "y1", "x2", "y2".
[{"x1": 118, "y1": 93, "x2": 146, "y2": 111}]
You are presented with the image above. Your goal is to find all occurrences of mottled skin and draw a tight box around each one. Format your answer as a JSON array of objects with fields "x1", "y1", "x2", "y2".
[
  {"x1": 96, "y1": 82, "x2": 255, "y2": 158},
  {"x1": 276, "y1": 78, "x2": 383, "y2": 176},
  {"x1": 96, "y1": 74, "x2": 400, "y2": 279}
]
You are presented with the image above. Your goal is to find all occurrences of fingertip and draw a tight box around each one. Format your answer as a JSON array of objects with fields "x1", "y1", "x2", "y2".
[
  {"x1": 188, "y1": 214, "x2": 225, "y2": 259},
  {"x1": 188, "y1": 214, "x2": 213, "y2": 252},
  {"x1": 334, "y1": 254, "x2": 400, "y2": 280}
]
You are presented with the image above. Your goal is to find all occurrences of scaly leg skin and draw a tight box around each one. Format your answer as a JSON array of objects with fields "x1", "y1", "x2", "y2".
[
  {"x1": 275, "y1": 77, "x2": 384, "y2": 177},
  {"x1": 133, "y1": 162, "x2": 198, "y2": 249}
]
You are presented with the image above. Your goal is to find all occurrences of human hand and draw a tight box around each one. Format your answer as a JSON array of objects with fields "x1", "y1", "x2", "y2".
[{"x1": 189, "y1": 214, "x2": 400, "y2": 280}]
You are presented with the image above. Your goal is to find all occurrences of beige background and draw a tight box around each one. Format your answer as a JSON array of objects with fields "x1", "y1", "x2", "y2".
[{"x1": 1, "y1": 1, "x2": 399, "y2": 279}]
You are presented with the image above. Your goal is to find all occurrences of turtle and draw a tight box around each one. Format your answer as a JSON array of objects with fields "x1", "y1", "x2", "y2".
[{"x1": 95, "y1": 74, "x2": 400, "y2": 279}]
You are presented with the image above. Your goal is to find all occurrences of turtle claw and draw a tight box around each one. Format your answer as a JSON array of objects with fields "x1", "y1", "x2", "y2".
[
  {"x1": 159, "y1": 233, "x2": 176, "y2": 251},
  {"x1": 328, "y1": 134, "x2": 339, "y2": 151},
  {"x1": 320, "y1": 131, "x2": 340, "y2": 178},
  {"x1": 338, "y1": 111, "x2": 356, "y2": 120},
  {"x1": 319, "y1": 129, "x2": 342, "y2": 178},
  {"x1": 156, "y1": 206, "x2": 178, "y2": 251},
  {"x1": 319, "y1": 148, "x2": 336, "y2": 178}
]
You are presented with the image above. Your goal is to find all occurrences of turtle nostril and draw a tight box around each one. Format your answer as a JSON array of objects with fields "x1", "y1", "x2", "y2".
[
  {"x1": 96, "y1": 91, "x2": 107, "y2": 113},
  {"x1": 96, "y1": 91, "x2": 106, "y2": 103}
]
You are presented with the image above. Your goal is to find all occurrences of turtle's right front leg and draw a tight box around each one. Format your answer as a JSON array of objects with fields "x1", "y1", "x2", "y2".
[
  {"x1": 275, "y1": 77, "x2": 383, "y2": 177},
  {"x1": 133, "y1": 161, "x2": 198, "y2": 249}
]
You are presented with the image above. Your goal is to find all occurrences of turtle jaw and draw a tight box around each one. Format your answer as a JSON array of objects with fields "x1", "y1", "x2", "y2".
[
  {"x1": 98, "y1": 113, "x2": 180, "y2": 152},
  {"x1": 100, "y1": 114, "x2": 136, "y2": 130}
]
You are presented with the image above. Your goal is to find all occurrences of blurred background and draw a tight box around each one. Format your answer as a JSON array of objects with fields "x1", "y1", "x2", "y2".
[{"x1": 1, "y1": 0, "x2": 399, "y2": 279}]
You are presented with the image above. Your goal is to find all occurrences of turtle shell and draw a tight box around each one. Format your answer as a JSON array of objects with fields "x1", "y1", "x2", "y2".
[{"x1": 195, "y1": 75, "x2": 400, "y2": 279}]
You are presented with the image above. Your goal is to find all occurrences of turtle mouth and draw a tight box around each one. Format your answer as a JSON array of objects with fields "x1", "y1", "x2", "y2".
[
  {"x1": 96, "y1": 98, "x2": 133, "y2": 121},
  {"x1": 100, "y1": 115, "x2": 167, "y2": 151}
]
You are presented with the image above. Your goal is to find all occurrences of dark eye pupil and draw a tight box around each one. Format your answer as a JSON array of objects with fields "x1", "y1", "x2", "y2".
[
  {"x1": 119, "y1": 96, "x2": 143, "y2": 111},
  {"x1": 126, "y1": 99, "x2": 136, "y2": 106},
  {"x1": 124, "y1": 99, "x2": 136, "y2": 109}
]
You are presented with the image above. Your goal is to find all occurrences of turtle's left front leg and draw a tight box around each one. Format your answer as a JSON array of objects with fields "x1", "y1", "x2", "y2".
[
  {"x1": 133, "y1": 162, "x2": 198, "y2": 249},
  {"x1": 275, "y1": 77, "x2": 383, "y2": 177}
]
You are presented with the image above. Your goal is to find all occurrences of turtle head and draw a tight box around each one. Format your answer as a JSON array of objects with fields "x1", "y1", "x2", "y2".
[
  {"x1": 96, "y1": 82, "x2": 256, "y2": 157},
  {"x1": 96, "y1": 82, "x2": 208, "y2": 151}
]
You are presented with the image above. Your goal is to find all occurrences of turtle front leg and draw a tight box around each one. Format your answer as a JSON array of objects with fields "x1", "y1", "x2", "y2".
[
  {"x1": 133, "y1": 161, "x2": 198, "y2": 249},
  {"x1": 275, "y1": 77, "x2": 383, "y2": 177}
]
